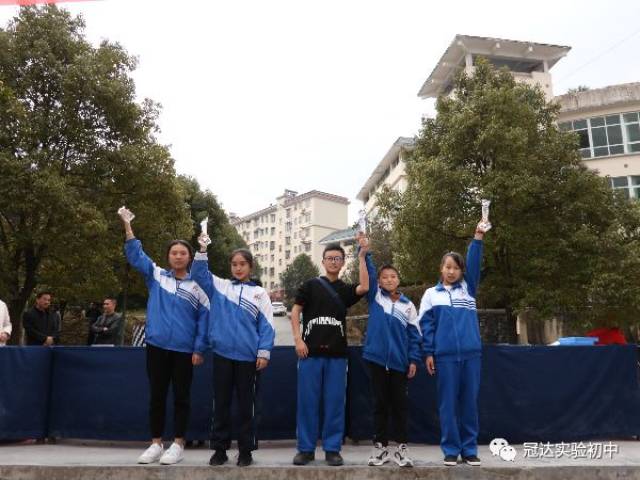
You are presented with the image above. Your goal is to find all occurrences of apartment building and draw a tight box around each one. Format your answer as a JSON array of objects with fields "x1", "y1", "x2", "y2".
[{"x1": 230, "y1": 189, "x2": 349, "y2": 296}]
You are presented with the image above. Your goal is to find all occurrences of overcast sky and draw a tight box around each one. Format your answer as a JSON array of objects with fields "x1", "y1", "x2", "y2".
[{"x1": 1, "y1": 0, "x2": 639, "y2": 221}]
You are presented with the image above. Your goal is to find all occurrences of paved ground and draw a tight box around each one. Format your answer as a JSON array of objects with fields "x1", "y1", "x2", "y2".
[
  {"x1": 1, "y1": 439, "x2": 639, "y2": 480},
  {"x1": 273, "y1": 312, "x2": 294, "y2": 345}
]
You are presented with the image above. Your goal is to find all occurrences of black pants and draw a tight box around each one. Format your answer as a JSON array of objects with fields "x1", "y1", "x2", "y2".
[
  {"x1": 367, "y1": 361, "x2": 408, "y2": 446},
  {"x1": 146, "y1": 343, "x2": 194, "y2": 439},
  {"x1": 211, "y1": 354, "x2": 259, "y2": 452}
]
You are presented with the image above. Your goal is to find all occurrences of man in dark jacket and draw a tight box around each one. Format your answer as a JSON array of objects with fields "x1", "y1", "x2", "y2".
[
  {"x1": 23, "y1": 291, "x2": 61, "y2": 346},
  {"x1": 91, "y1": 297, "x2": 123, "y2": 345},
  {"x1": 85, "y1": 302, "x2": 101, "y2": 345}
]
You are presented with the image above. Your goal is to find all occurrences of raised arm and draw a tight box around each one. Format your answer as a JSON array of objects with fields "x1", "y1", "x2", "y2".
[
  {"x1": 465, "y1": 222, "x2": 486, "y2": 298},
  {"x1": 355, "y1": 232, "x2": 370, "y2": 296},
  {"x1": 119, "y1": 208, "x2": 157, "y2": 281},
  {"x1": 364, "y1": 250, "x2": 377, "y2": 303},
  {"x1": 191, "y1": 252, "x2": 216, "y2": 298}
]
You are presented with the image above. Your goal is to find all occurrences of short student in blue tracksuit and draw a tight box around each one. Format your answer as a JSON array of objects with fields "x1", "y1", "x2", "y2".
[
  {"x1": 119, "y1": 208, "x2": 209, "y2": 466},
  {"x1": 363, "y1": 255, "x2": 421, "y2": 468},
  {"x1": 191, "y1": 232, "x2": 275, "y2": 468},
  {"x1": 418, "y1": 220, "x2": 488, "y2": 467}
]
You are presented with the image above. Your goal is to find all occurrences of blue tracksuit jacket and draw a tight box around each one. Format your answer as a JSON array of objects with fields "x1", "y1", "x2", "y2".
[
  {"x1": 362, "y1": 254, "x2": 422, "y2": 373},
  {"x1": 191, "y1": 252, "x2": 275, "y2": 361},
  {"x1": 124, "y1": 238, "x2": 209, "y2": 354},
  {"x1": 418, "y1": 239, "x2": 483, "y2": 362}
]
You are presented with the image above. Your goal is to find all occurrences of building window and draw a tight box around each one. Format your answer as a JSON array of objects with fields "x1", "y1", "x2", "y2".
[
  {"x1": 279, "y1": 245, "x2": 282, "y2": 252},
  {"x1": 271, "y1": 214, "x2": 276, "y2": 222},
  {"x1": 285, "y1": 236, "x2": 291, "y2": 246},
  {"x1": 285, "y1": 221, "x2": 292, "y2": 232},
  {"x1": 610, "y1": 176, "x2": 640, "y2": 199},
  {"x1": 279, "y1": 259, "x2": 282, "y2": 266},
  {"x1": 271, "y1": 227, "x2": 275, "y2": 235},
  {"x1": 269, "y1": 267, "x2": 275, "y2": 277},
  {"x1": 270, "y1": 241, "x2": 275, "y2": 251},
  {"x1": 560, "y1": 111, "x2": 640, "y2": 158},
  {"x1": 270, "y1": 282, "x2": 275, "y2": 289},
  {"x1": 286, "y1": 208, "x2": 291, "y2": 219},
  {"x1": 624, "y1": 112, "x2": 640, "y2": 153},
  {"x1": 294, "y1": 246, "x2": 298, "y2": 253},
  {"x1": 304, "y1": 243, "x2": 311, "y2": 252},
  {"x1": 271, "y1": 254, "x2": 275, "y2": 262},
  {"x1": 285, "y1": 250, "x2": 291, "y2": 260}
]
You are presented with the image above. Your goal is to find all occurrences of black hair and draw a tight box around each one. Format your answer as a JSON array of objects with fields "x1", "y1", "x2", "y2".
[
  {"x1": 230, "y1": 248, "x2": 254, "y2": 268},
  {"x1": 440, "y1": 251, "x2": 465, "y2": 272},
  {"x1": 165, "y1": 239, "x2": 195, "y2": 265},
  {"x1": 378, "y1": 264, "x2": 400, "y2": 277},
  {"x1": 36, "y1": 290, "x2": 52, "y2": 299},
  {"x1": 103, "y1": 296, "x2": 117, "y2": 305},
  {"x1": 322, "y1": 243, "x2": 345, "y2": 259}
]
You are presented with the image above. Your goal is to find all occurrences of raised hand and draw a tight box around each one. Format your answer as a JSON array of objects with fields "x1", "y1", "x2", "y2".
[
  {"x1": 197, "y1": 232, "x2": 211, "y2": 252},
  {"x1": 117, "y1": 206, "x2": 135, "y2": 224},
  {"x1": 356, "y1": 231, "x2": 369, "y2": 257}
]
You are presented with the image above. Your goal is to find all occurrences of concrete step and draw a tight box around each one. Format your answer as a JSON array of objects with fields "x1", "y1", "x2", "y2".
[{"x1": 1, "y1": 441, "x2": 638, "y2": 480}]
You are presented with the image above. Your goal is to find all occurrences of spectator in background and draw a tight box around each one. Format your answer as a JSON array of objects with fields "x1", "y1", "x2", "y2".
[
  {"x1": 85, "y1": 302, "x2": 101, "y2": 345},
  {"x1": 23, "y1": 291, "x2": 61, "y2": 346},
  {"x1": 0, "y1": 298, "x2": 11, "y2": 346},
  {"x1": 92, "y1": 297, "x2": 123, "y2": 345}
]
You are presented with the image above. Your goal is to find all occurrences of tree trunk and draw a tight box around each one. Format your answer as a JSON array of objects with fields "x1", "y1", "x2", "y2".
[{"x1": 7, "y1": 247, "x2": 40, "y2": 345}]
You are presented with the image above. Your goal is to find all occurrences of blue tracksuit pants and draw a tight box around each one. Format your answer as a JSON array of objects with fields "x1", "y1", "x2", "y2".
[
  {"x1": 296, "y1": 357, "x2": 347, "y2": 453},
  {"x1": 436, "y1": 357, "x2": 481, "y2": 457}
]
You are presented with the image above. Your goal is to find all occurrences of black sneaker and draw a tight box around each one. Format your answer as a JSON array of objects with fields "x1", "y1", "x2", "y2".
[
  {"x1": 325, "y1": 451, "x2": 344, "y2": 466},
  {"x1": 443, "y1": 455, "x2": 458, "y2": 466},
  {"x1": 463, "y1": 455, "x2": 481, "y2": 466},
  {"x1": 209, "y1": 449, "x2": 228, "y2": 466},
  {"x1": 293, "y1": 451, "x2": 315, "y2": 465},
  {"x1": 237, "y1": 451, "x2": 253, "y2": 467}
]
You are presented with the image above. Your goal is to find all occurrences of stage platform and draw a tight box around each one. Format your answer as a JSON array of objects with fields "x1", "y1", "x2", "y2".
[{"x1": 1, "y1": 440, "x2": 639, "y2": 480}]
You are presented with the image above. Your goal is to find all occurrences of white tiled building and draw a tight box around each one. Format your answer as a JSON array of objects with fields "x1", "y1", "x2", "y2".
[
  {"x1": 358, "y1": 35, "x2": 640, "y2": 212},
  {"x1": 556, "y1": 83, "x2": 640, "y2": 198},
  {"x1": 356, "y1": 137, "x2": 414, "y2": 215},
  {"x1": 230, "y1": 189, "x2": 349, "y2": 297}
]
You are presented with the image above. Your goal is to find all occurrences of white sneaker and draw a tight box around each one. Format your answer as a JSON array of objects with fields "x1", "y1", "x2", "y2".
[
  {"x1": 159, "y1": 442, "x2": 184, "y2": 465},
  {"x1": 393, "y1": 444, "x2": 413, "y2": 467},
  {"x1": 137, "y1": 443, "x2": 164, "y2": 464},
  {"x1": 367, "y1": 442, "x2": 390, "y2": 466}
]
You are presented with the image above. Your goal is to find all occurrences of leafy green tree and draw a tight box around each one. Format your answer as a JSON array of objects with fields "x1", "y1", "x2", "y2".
[
  {"x1": 342, "y1": 214, "x2": 395, "y2": 285},
  {"x1": 0, "y1": 6, "x2": 192, "y2": 342},
  {"x1": 280, "y1": 253, "x2": 319, "y2": 306},
  {"x1": 383, "y1": 58, "x2": 640, "y2": 328},
  {"x1": 178, "y1": 175, "x2": 250, "y2": 279}
]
